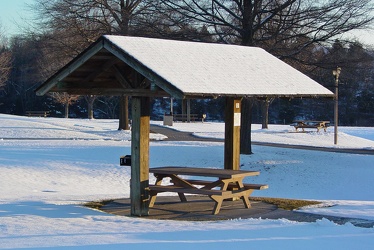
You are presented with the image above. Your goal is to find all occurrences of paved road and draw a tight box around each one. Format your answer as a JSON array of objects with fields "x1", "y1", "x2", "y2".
[
  {"x1": 150, "y1": 124, "x2": 223, "y2": 142},
  {"x1": 150, "y1": 124, "x2": 374, "y2": 155}
]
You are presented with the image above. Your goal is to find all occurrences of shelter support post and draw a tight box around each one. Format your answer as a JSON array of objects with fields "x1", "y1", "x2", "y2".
[
  {"x1": 224, "y1": 97, "x2": 242, "y2": 170},
  {"x1": 182, "y1": 99, "x2": 191, "y2": 122},
  {"x1": 187, "y1": 99, "x2": 191, "y2": 123},
  {"x1": 131, "y1": 96, "x2": 150, "y2": 216}
]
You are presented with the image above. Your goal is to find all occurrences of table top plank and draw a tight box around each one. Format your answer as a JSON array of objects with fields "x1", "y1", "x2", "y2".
[{"x1": 149, "y1": 166, "x2": 260, "y2": 178}]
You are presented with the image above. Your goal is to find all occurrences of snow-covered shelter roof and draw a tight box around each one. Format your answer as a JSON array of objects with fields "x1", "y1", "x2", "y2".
[{"x1": 36, "y1": 35, "x2": 333, "y2": 98}]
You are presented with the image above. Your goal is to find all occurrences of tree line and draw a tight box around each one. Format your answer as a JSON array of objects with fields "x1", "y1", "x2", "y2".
[{"x1": 1, "y1": 0, "x2": 374, "y2": 152}]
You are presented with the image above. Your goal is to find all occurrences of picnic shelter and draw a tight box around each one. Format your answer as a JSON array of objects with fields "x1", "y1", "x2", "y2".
[{"x1": 36, "y1": 35, "x2": 333, "y2": 216}]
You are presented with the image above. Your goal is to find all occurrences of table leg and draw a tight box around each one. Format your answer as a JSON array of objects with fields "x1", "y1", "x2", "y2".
[
  {"x1": 169, "y1": 174, "x2": 194, "y2": 202},
  {"x1": 177, "y1": 193, "x2": 187, "y2": 202},
  {"x1": 221, "y1": 178, "x2": 244, "y2": 201},
  {"x1": 210, "y1": 195, "x2": 224, "y2": 215},
  {"x1": 149, "y1": 192, "x2": 157, "y2": 207},
  {"x1": 149, "y1": 175, "x2": 165, "y2": 207},
  {"x1": 241, "y1": 190, "x2": 254, "y2": 208}
]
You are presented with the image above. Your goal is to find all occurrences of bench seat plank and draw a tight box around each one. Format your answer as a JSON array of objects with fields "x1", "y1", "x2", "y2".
[
  {"x1": 183, "y1": 179, "x2": 268, "y2": 190},
  {"x1": 173, "y1": 114, "x2": 200, "y2": 122},
  {"x1": 149, "y1": 185, "x2": 230, "y2": 196},
  {"x1": 26, "y1": 111, "x2": 50, "y2": 117}
]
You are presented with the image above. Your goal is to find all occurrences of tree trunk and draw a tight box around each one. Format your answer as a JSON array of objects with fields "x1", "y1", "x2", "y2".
[
  {"x1": 118, "y1": 95, "x2": 130, "y2": 130},
  {"x1": 88, "y1": 105, "x2": 94, "y2": 119},
  {"x1": 87, "y1": 95, "x2": 95, "y2": 119},
  {"x1": 261, "y1": 100, "x2": 270, "y2": 129},
  {"x1": 261, "y1": 98, "x2": 275, "y2": 129},
  {"x1": 64, "y1": 102, "x2": 69, "y2": 118},
  {"x1": 117, "y1": 5, "x2": 131, "y2": 130},
  {"x1": 240, "y1": 97, "x2": 254, "y2": 155}
]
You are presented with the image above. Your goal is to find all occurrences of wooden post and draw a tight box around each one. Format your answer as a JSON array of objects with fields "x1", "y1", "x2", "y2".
[
  {"x1": 187, "y1": 99, "x2": 191, "y2": 123},
  {"x1": 182, "y1": 99, "x2": 186, "y2": 116},
  {"x1": 224, "y1": 97, "x2": 242, "y2": 170},
  {"x1": 181, "y1": 99, "x2": 191, "y2": 122},
  {"x1": 131, "y1": 96, "x2": 150, "y2": 216}
]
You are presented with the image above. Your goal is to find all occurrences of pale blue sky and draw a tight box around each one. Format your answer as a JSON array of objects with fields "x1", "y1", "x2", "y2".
[
  {"x1": 0, "y1": 0, "x2": 373, "y2": 47},
  {"x1": 0, "y1": 0, "x2": 34, "y2": 36}
]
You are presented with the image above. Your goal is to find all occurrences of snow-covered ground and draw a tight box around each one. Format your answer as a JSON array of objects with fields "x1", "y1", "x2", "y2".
[{"x1": 0, "y1": 113, "x2": 373, "y2": 249}]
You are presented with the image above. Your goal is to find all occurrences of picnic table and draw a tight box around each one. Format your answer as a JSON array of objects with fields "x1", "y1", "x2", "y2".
[
  {"x1": 291, "y1": 120, "x2": 330, "y2": 132},
  {"x1": 173, "y1": 114, "x2": 205, "y2": 122},
  {"x1": 149, "y1": 166, "x2": 268, "y2": 215},
  {"x1": 25, "y1": 111, "x2": 50, "y2": 117}
]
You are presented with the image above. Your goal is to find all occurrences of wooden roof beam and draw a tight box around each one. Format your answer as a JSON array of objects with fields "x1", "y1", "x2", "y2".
[
  {"x1": 54, "y1": 88, "x2": 170, "y2": 97},
  {"x1": 138, "y1": 77, "x2": 150, "y2": 89},
  {"x1": 83, "y1": 58, "x2": 121, "y2": 82},
  {"x1": 112, "y1": 65, "x2": 134, "y2": 89}
]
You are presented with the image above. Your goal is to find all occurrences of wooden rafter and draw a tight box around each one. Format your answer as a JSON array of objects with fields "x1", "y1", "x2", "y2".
[
  {"x1": 112, "y1": 65, "x2": 134, "y2": 89},
  {"x1": 138, "y1": 77, "x2": 150, "y2": 89},
  {"x1": 83, "y1": 58, "x2": 120, "y2": 82}
]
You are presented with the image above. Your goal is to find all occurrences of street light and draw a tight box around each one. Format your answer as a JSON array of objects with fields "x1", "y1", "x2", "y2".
[{"x1": 332, "y1": 66, "x2": 341, "y2": 145}]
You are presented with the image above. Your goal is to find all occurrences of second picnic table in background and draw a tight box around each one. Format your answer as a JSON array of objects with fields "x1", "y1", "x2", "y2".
[{"x1": 291, "y1": 120, "x2": 330, "y2": 132}]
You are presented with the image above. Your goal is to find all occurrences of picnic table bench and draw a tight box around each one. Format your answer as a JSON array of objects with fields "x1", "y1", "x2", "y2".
[
  {"x1": 149, "y1": 166, "x2": 268, "y2": 215},
  {"x1": 291, "y1": 120, "x2": 330, "y2": 132},
  {"x1": 173, "y1": 114, "x2": 202, "y2": 122},
  {"x1": 25, "y1": 111, "x2": 50, "y2": 117}
]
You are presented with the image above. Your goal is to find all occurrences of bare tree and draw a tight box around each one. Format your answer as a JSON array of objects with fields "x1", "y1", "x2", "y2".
[
  {"x1": 155, "y1": 0, "x2": 373, "y2": 48},
  {"x1": 96, "y1": 96, "x2": 120, "y2": 118},
  {"x1": 0, "y1": 23, "x2": 11, "y2": 89},
  {"x1": 3, "y1": 35, "x2": 47, "y2": 115},
  {"x1": 34, "y1": 0, "x2": 150, "y2": 128},
  {"x1": 50, "y1": 92, "x2": 80, "y2": 118},
  {"x1": 0, "y1": 50, "x2": 11, "y2": 89},
  {"x1": 85, "y1": 95, "x2": 97, "y2": 119},
  {"x1": 154, "y1": 0, "x2": 374, "y2": 154}
]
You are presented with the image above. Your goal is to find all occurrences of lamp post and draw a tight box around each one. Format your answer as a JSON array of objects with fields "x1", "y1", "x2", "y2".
[{"x1": 333, "y1": 67, "x2": 341, "y2": 145}]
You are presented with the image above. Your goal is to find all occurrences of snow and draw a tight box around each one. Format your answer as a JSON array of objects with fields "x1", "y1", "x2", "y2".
[
  {"x1": 0, "y1": 113, "x2": 374, "y2": 249},
  {"x1": 105, "y1": 35, "x2": 333, "y2": 97}
]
